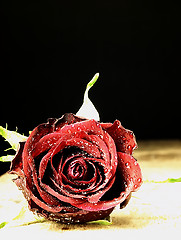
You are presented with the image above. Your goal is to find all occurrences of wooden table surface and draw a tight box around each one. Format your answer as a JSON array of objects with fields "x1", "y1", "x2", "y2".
[{"x1": 1, "y1": 140, "x2": 181, "y2": 239}]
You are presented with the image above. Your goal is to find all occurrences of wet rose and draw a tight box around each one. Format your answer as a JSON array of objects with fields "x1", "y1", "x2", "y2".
[{"x1": 10, "y1": 113, "x2": 142, "y2": 223}]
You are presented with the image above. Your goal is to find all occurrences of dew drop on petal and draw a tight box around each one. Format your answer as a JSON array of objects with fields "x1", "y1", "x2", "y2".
[
  {"x1": 127, "y1": 145, "x2": 132, "y2": 151},
  {"x1": 137, "y1": 178, "x2": 142, "y2": 183},
  {"x1": 124, "y1": 181, "x2": 128, "y2": 188},
  {"x1": 128, "y1": 132, "x2": 134, "y2": 138},
  {"x1": 129, "y1": 177, "x2": 133, "y2": 182},
  {"x1": 125, "y1": 162, "x2": 131, "y2": 169}
]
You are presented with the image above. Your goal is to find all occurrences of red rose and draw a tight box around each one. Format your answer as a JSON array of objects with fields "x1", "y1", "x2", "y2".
[{"x1": 10, "y1": 113, "x2": 142, "y2": 223}]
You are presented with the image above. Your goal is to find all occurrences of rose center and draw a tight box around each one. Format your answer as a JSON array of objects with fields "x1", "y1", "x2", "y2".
[
  {"x1": 66, "y1": 158, "x2": 87, "y2": 180},
  {"x1": 70, "y1": 163, "x2": 83, "y2": 179}
]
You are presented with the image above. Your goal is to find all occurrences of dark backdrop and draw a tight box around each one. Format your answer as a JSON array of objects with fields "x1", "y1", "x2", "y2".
[{"x1": 1, "y1": 1, "x2": 181, "y2": 174}]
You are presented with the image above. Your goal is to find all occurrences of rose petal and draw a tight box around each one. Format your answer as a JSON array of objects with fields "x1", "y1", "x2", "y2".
[
  {"x1": 87, "y1": 176, "x2": 115, "y2": 203},
  {"x1": 117, "y1": 152, "x2": 142, "y2": 191},
  {"x1": 54, "y1": 113, "x2": 86, "y2": 131},
  {"x1": 31, "y1": 133, "x2": 62, "y2": 158},
  {"x1": 24, "y1": 118, "x2": 57, "y2": 153},
  {"x1": 52, "y1": 138, "x2": 101, "y2": 159},
  {"x1": 39, "y1": 206, "x2": 114, "y2": 224},
  {"x1": 10, "y1": 141, "x2": 25, "y2": 177},
  {"x1": 74, "y1": 190, "x2": 129, "y2": 211},
  {"x1": 103, "y1": 132, "x2": 118, "y2": 176},
  {"x1": 22, "y1": 119, "x2": 57, "y2": 191},
  {"x1": 26, "y1": 153, "x2": 62, "y2": 207},
  {"x1": 59, "y1": 119, "x2": 104, "y2": 137},
  {"x1": 13, "y1": 176, "x2": 63, "y2": 213},
  {"x1": 85, "y1": 134, "x2": 110, "y2": 163},
  {"x1": 32, "y1": 130, "x2": 90, "y2": 158},
  {"x1": 39, "y1": 151, "x2": 52, "y2": 179},
  {"x1": 21, "y1": 120, "x2": 63, "y2": 207},
  {"x1": 40, "y1": 179, "x2": 85, "y2": 205},
  {"x1": 101, "y1": 120, "x2": 137, "y2": 155}
]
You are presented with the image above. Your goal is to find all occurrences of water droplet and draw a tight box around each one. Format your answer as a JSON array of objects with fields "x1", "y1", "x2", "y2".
[
  {"x1": 134, "y1": 161, "x2": 138, "y2": 166},
  {"x1": 129, "y1": 177, "x2": 133, "y2": 182},
  {"x1": 124, "y1": 182, "x2": 128, "y2": 188},
  {"x1": 127, "y1": 145, "x2": 132, "y2": 151},
  {"x1": 64, "y1": 217, "x2": 72, "y2": 222},
  {"x1": 137, "y1": 178, "x2": 142, "y2": 183},
  {"x1": 122, "y1": 136, "x2": 126, "y2": 141},
  {"x1": 125, "y1": 162, "x2": 131, "y2": 169},
  {"x1": 128, "y1": 132, "x2": 134, "y2": 138}
]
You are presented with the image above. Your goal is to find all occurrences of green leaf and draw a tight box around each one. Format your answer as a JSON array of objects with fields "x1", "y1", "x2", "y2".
[
  {"x1": 166, "y1": 177, "x2": 181, "y2": 183},
  {"x1": 0, "y1": 155, "x2": 15, "y2": 162},
  {"x1": 144, "y1": 177, "x2": 181, "y2": 183},
  {"x1": 0, "y1": 221, "x2": 8, "y2": 229},
  {"x1": 88, "y1": 215, "x2": 112, "y2": 225},
  {"x1": 0, "y1": 125, "x2": 28, "y2": 151},
  {"x1": 88, "y1": 219, "x2": 112, "y2": 225},
  {"x1": 12, "y1": 206, "x2": 26, "y2": 221},
  {"x1": 76, "y1": 73, "x2": 100, "y2": 121},
  {"x1": 18, "y1": 218, "x2": 47, "y2": 226}
]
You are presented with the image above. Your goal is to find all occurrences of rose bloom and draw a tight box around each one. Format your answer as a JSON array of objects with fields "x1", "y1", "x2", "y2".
[{"x1": 10, "y1": 113, "x2": 142, "y2": 223}]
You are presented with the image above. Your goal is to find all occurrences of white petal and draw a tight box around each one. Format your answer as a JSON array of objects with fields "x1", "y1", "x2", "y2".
[{"x1": 76, "y1": 73, "x2": 100, "y2": 121}]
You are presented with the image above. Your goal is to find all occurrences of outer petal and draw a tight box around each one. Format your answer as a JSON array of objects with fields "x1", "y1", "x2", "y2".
[
  {"x1": 38, "y1": 206, "x2": 115, "y2": 224},
  {"x1": 12, "y1": 176, "x2": 63, "y2": 213},
  {"x1": 54, "y1": 113, "x2": 86, "y2": 131},
  {"x1": 74, "y1": 190, "x2": 130, "y2": 211},
  {"x1": 9, "y1": 142, "x2": 25, "y2": 177},
  {"x1": 58, "y1": 119, "x2": 104, "y2": 137},
  {"x1": 117, "y1": 152, "x2": 142, "y2": 192},
  {"x1": 103, "y1": 132, "x2": 118, "y2": 176},
  {"x1": 22, "y1": 119, "x2": 56, "y2": 190},
  {"x1": 101, "y1": 120, "x2": 137, "y2": 155}
]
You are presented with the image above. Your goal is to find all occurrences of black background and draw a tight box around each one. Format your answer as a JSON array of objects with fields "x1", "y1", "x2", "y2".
[{"x1": 1, "y1": 0, "x2": 181, "y2": 174}]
